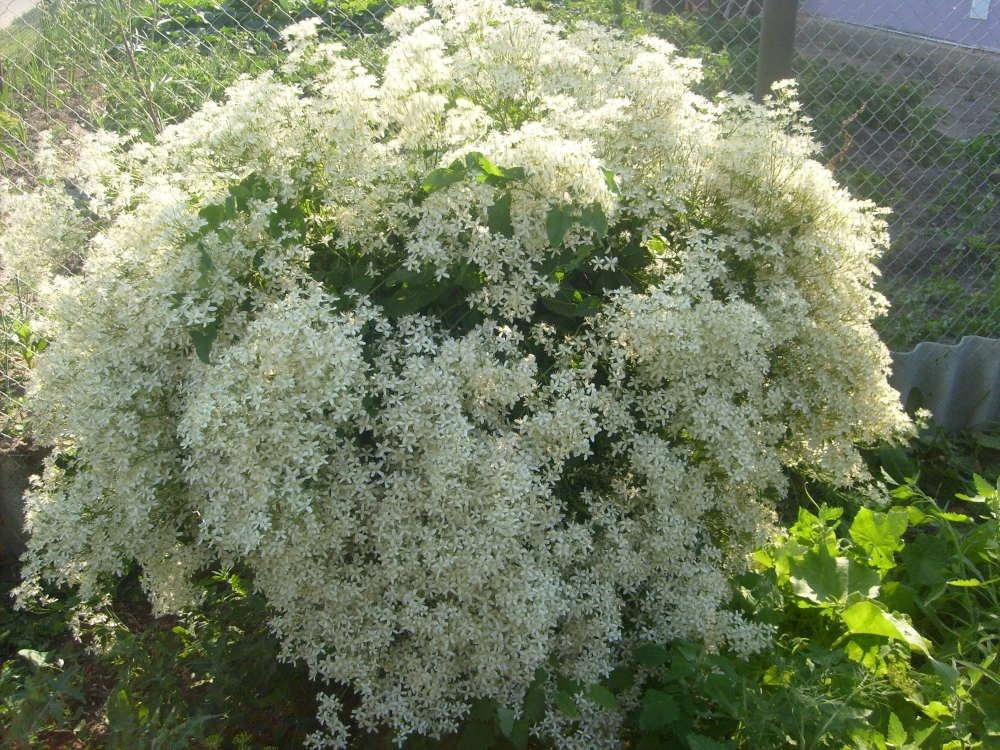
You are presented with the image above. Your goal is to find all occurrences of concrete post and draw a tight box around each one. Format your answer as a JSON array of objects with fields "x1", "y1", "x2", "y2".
[{"x1": 756, "y1": 0, "x2": 799, "y2": 100}]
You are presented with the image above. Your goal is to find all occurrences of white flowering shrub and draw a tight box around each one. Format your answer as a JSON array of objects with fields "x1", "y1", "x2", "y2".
[{"x1": 2, "y1": 1, "x2": 910, "y2": 745}]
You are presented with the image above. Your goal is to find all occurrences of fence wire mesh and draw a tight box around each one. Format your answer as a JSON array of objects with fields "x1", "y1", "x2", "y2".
[
  {"x1": 0, "y1": 0, "x2": 997, "y2": 444},
  {"x1": 0, "y1": 0, "x2": 401, "y2": 442},
  {"x1": 794, "y1": 2, "x2": 999, "y2": 351},
  {"x1": 640, "y1": 0, "x2": 999, "y2": 350}
]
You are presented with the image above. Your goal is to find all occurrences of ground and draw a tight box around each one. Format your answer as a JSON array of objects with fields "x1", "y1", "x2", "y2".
[{"x1": 0, "y1": 0, "x2": 38, "y2": 29}]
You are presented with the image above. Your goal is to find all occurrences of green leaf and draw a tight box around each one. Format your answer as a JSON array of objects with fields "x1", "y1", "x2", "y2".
[
  {"x1": 879, "y1": 580, "x2": 917, "y2": 615},
  {"x1": 921, "y1": 700, "x2": 952, "y2": 721},
  {"x1": 929, "y1": 658, "x2": 960, "y2": 686},
  {"x1": 850, "y1": 507, "x2": 909, "y2": 570},
  {"x1": 467, "y1": 151, "x2": 504, "y2": 177},
  {"x1": 522, "y1": 685, "x2": 546, "y2": 723},
  {"x1": 509, "y1": 720, "x2": 530, "y2": 750},
  {"x1": 384, "y1": 267, "x2": 426, "y2": 286},
  {"x1": 932, "y1": 510, "x2": 971, "y2": 523},
  {"x1": 580, "y1": 203, "x2": 608, "y2": 238},
  {"x1": 14, "y1": 322, "x2": 31, "y2": 343},
  {"x1": 819, "y1": 505, "x2": 844, "y2": 523},
  {"x1": 487, "y1": 192, "x2": 514, "y2": 238},
  {"x1": 556, "y1": 676, "x2": 583, "y2": 696},
  {"x1": 635, "y1": 643, "x2": 669, "y2": 668},
  {"x1": 972, "y1": 473, "x2": 997, "y2": 499},
  {"x1": 788, "y1": 545, "x2": 880, "y2": 604},
  {"x1": 199, "y1": 202, "x2": 227, "y2": 229},
  {"x1": 573, "y1": 291, "x2": 603, "y2": 317},
  {"x1": 190, "y1": 321, "x2": 219, "y2": 365},
  {"x1": 605, "y1": 667, "x2": 634, "y2": 693},
  {"x1": 646, "y1": 236, "x2": 668, "y2": 254},
  {"x1": 912, "y1": 725, "x2": 938, "y2": 745},
  {"x1": 458, "y1": 720, "x2": 495, "y2": 750},
  {"x1": 230, "y1": 172, "x2": 269, "y2": 211},
  {"x1": 197, "y1": 245, "x2": 215, "y2": 290},
  {"x1": 268, "y1": 200, "x2": 307, "y2": 240},
  {"x1": 876, "y1": 445, "x2": 918, "y2": 483},
  {"x1": 887, "y1": 712, "x2": 906, "y2": 746},
  {"x1": 601, "y1": 167, "x2": 620, "y2": 194},
  {"x1": 891, "y1": 484, "x2": 916, "y2": 501},
  {"x1": 946, "y1": 578, "x2": 984, "y2": 587},
  {"x1": 899, "y1": 533, "x2": 952, "y2": 588},
  {"x1": 585, "y1": 684, "x2": 618, "y2": 710},
  {"x1": 500, "y1": 166, "x2": 526, "y2": 181},
  {"x1": 638, "y1": 689, "x2": 678, "y2": 732},
  {"x1": 381, "y1": 284, "x2": 449, "y2": 316},
  {"x1": 554, "y1": 690, "x2": 580, "y2": 718},
  {"x1": 421, "y1": 163, "x2": 466, "y2": 193},
  {"x1": 905, "y1": 505, "x2": 928, "y2": 524},
  {"x1": 789, "y1": 506, "x2": 829, "y2": 545},
  {"x1": 496, "y1": 706, "x2": 516, "y2": 738},
  {"x1": 762, "y1": 665, "x2": 792, "y2": 686},
  {"x1": 841, "y1": 600, "x2": 931, "y2": 654},
  {"x1": 546, "y1": 206, "x2": 573, "y2": 247}
]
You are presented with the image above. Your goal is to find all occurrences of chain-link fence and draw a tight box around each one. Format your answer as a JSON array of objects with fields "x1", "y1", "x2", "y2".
[
  {"x1": 0, "y1": 0, "x2": 997, "y2": 443},
  {"x1": 0, "y1": 0, "x2": 394, "y2": 170},
  {"x1": 640, "y1": 0, "x2": 999, "y2": 349},
  {"x1": 0, "y1": 0, "x2": 401, "y2": 442},
  {"x1": 795, "y1": 2, "x2": 999, "y2": 350}
]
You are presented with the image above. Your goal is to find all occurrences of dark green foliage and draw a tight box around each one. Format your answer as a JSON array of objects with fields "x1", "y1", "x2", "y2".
[{"x1": 0, "y1": 570, "x2": 320, "y2": 749}]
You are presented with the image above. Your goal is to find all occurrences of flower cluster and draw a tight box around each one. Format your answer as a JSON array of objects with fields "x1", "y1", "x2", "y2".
[{"x1": 2, "y1": 1, "x2": 909, "y2": 746}]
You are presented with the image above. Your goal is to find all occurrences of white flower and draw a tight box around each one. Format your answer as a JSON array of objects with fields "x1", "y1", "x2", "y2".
[{"x1": 4, "y1": 1, "x2": 910, "y2": 747}]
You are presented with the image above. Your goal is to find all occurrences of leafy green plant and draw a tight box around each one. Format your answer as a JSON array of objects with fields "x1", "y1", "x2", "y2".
[
  {"x1": 402, "y1": 433, "x2": 1000, "y2": 750},
  {"x1": 4, "y1": 319, "x2": 48, "y2": 370},
  {"x1": 616, "y1": 457, "x2": 999, "y2": 749},
  {"x1": 0, "y1": 312, "x2": 44, "y2": 442},
  {"x1": 0, "y1": 570, "x2": 319, "y2": 748}
]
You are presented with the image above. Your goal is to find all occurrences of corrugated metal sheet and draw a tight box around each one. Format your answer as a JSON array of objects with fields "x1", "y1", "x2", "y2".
[{"x1": 891, "y1": 336, "x2": 1000, "y2": 431}]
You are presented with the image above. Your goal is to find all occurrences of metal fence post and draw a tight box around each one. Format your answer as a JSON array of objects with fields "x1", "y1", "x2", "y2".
[{"x1": 755, "y1": 0, "x2": 799, "y2": 100}]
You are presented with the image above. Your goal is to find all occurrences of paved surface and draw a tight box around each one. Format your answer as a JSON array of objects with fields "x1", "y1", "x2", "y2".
[
  {"x1": 804, "y1": 0, "x2": 999, "y2": 52},
  {"x1": 1, "y1": 0, "x2": 40, "y2": 29}
]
